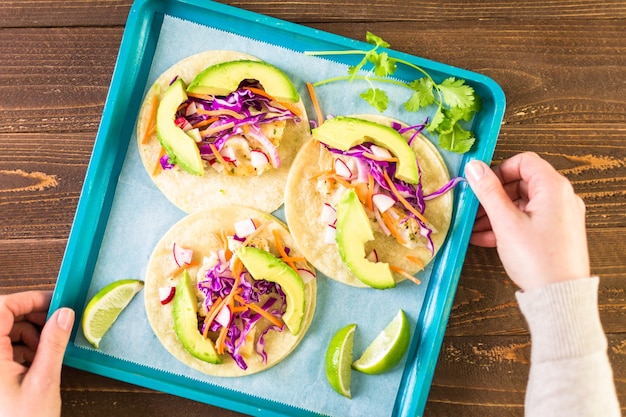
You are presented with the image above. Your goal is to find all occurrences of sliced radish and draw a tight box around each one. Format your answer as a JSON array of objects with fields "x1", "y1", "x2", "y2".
[
  {"x1": 250, "y1": 149, "x2": 270, "y2": 168},
  {"x1": 372, "y1": 193, "x2": 396, "y2": 213},
  {"x1": 220, "y1": 146, "x2": 237, "y2": 163},
  {"x1": 215, "y1": 304, "x2": 232, "y2": 328},
  {"x1": 210, "y1": 160, "x2": 225, "y2": 173},
  {"x1": 173, "y1": 243, "x2": 193, "y2": 267},
  {"x1": 370, "y1": 144, "x2": 393, "y2": 159},
  {"x1": 323, "y1": 224, "x2": 337, "y2": 244},
  {"x1": 366, "y1": 249, "x2": 379, "y2": 263},
  {"x1": 320, "y1": 203, "x2": 337, "y2": 224},
  {"x1": 334, "y1": 158, "x2": 353, "y2": 179},
  {"x1": 159, "y1": 286, "x2": 176, "y2": 305},
  {"x1": 185, "y1": 101, "x2": 197, "y2": 116},
  {"x1": 174, "y1": 117, "x2": 192, "y2": 131},
  {"x1": 234, "y1": 218, "x2": 257, "y2": 238},
  {"x1": 245, "y1": 129, "x2": 281, "y2": 168},
  {"x1": 297, "y1": 268, "x2": 316, "y2": 284}
]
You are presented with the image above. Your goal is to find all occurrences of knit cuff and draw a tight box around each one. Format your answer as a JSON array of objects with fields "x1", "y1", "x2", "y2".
[{"x1": 515, "y1": 277, "x2": 607, "y2": 363}]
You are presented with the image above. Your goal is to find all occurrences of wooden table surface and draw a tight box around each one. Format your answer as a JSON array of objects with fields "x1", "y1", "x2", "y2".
[{"x1": 1, "y1": 1, "x2": 625, "y2": 416}]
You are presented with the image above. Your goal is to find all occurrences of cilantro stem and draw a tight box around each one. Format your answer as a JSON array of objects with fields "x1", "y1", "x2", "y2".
[
  {"x1": 312, "y1": 75, "x2": 408, "y2": 89},
  {"x1": 307, "y1": 50, "x2": 435, "y2": 84}
]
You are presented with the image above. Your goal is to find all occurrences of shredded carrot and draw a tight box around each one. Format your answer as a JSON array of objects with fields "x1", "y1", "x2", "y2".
[
  {"x1": 280, "y1": 255, "x2": 307, "y2": 264},
  {"x1": 367, "y1": 173, "x2": 375, "y2": 211},
  {"x1": 231, "y1": 305, "x2": 248, "y2": 314},
  {"x1": 186, "y1": 92, "x2": 213, "y2": 100},
  {"x1": 380, "y1": 210, "x2": 407, "y2": 245},
  {"x1": 176, "y1": 102, "x2": 188, "y2": 113},
  {"x1": 192, "y1": 116, "x2": 219, "y2": 129},
  {"x1": 141, "y1": 94, "x2": 159, "y2": 144},
  {"x1": 203, "y1": 296, "x2": 225, "y2": 338},
  {"x1": 235, "y1": 295, "x2": 284, "y2": 328},
  {"x1": 221, "y1": 230, "x2": 233, "y2": 261},
  {"x1": 215, "y1": 322, "x2": 229, "y2": 354},
  {"x1": 353, "y1": 182, "x2": 369, "y2": 206},
  {"x1": 211, "y1": 231, "x2": 227, "y2": 251},
  {"x1": 196, "y1": 108, "x2": 244, "y2": 119},
  {"x1": 383, "y1": 170, "x2": 429, "y2": 225},
  {"x1": 306, "y1": 82, "x2": 324, "y2": 126},
  {"x1": 405, "y1": 255, "x2": 425, "y2": 271},
  {"x1": 390, "y1": 265, "x2": 421, "y2": 285},
  {"x1": 231, "y1": 257, "x2": 243, "y2": 287},
  {"x1": 362, "y1": 152, "x2": 399, "y2": 163},
  {"x1": 208, "y1": 143, "x2": 229, "y2": 167},
  {"x1": 242, "y1": 86, "x2": 302, "y2": 117},
  {"x1": 331, "y1": 175, "x2": 354, "y2": 190},
  {"x1": 309, "y1": 168, "x2": 335, "y2": 181},
  {"x1": 152, "y1": 147, "x2": 166, "y2": 176},
  {"x1": 272, "y1": 229, "x2": 297, "y2": 271},
  {"x1": 203, "y1": 121, "x2": 235, "y2": 137},
  {"x1": 211, "y1": 230, "x2": 233, "y2": 261}
]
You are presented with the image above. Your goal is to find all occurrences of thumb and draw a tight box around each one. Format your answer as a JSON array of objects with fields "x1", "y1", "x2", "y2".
[
  {"x1": 26, "y1": 308, "x2": 74, "y2": 386},
  {"x1": 465, "y1": 160, "x2": 519, "y2": 226}
]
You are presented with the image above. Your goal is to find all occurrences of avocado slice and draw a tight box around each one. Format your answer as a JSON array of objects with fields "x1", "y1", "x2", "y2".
[
  {"x1": 236, "y1": 246, "x2": 306, "y2": 335},
  {"x1": 335, "y1": 188, "x2": 396, "y2": 289},
  {"x1": 156, "y1": 78, "x2": 204, "y2": 176},
  {"x1": 186, "y1": 60, "x2": 300, "y2": 103},
  {"x1": 173, "y1": 269, "x2": 222, "y2": 364},
  {"x1": 312, "y1": 116, "x2": 419, "y2": 184}
]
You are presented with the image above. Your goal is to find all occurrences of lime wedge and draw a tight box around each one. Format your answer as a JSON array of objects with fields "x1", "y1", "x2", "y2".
[
  {"x1": 352, "y1": 309, "x2": 410, "y2": 374},
  {"x1": 325, "y1": 323, "x2": 356, "y2": 398},
  {"x1": 81, "y1": 279, "x2": 144, "y2": 348}
]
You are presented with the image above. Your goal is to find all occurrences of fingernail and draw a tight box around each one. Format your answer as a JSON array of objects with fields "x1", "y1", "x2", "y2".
[
  {"x1": 465, "y1": 160, "x2": 485, "y2": 182},
  {"x1": 56, "y1": 308, "x2": 75, "y2": 331}
]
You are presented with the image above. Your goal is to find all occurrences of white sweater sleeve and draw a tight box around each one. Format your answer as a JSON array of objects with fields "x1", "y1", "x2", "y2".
[{"x1": 516, "y1": 277, "x2": 621, "y2": 417}]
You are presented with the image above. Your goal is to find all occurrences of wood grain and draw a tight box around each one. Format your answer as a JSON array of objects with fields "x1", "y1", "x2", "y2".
[{"x1": 0, "y1": 0, "x2": 624, "y2": 416}]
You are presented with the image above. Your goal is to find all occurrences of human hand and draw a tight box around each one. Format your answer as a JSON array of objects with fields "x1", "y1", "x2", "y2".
[
  {"x1": 0, "y1": 291, "x2": 74, "y2": 417},
  {"x1": 464, "y1": 152, "x2": 590, "y2": 291}
]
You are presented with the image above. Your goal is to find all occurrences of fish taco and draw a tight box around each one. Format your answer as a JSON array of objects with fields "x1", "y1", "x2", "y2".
[
  {"x1": 144, "y1": 206, "x2": 317, "y2": 376},
  {"x1": 136, "y1": 51, "x2": 310, "y2": 213},
  {"x1": 284, "y1": 115, "x2": 459, "y2": 288}
]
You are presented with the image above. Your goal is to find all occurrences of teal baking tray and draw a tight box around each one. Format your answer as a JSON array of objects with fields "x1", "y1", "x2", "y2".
[{"x1": 49, "y1": 0, "x2": 505, "y2": 416}]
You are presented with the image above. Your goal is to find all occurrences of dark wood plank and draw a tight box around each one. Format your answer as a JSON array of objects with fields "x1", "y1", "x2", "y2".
[
  {"x1": 57, "y1": 333, "x2": 626, "y2": 417},
  {"x1": 426, "y1": 334, "x2": 626, "y2": 417},
  {"x1": 1, "y1": 0, "x2": 624, "y2": 416},
  {"x1": 0, "y1": 133, "x2": 92, "y2": 240},
  {"x1": 2, "y1": 19, "x2": 625, "y2": 132},
  {"x1": 0, "y1": 28, "x2": 121, "y2": 134},
  {"x1": 2, "y1": 0, "x2": 626, "y2": 28}
]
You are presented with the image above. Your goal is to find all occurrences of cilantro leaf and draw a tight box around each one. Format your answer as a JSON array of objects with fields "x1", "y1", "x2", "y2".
[
  {"x1": 366, "y1": 31, "x2": 390, "y2": 48},
  {"x1": 360, "y1": 88, "x2": 388, "y2": 112},
  {"x1": 369, "y1": 51, "x2": 397, "y2": 77},
  {"x1": 308, "y1": 32, "x2": 482, "y2": 154},
  {"x1": 426, "y1": 106, "x2": 445, "y2": 133},
  {"x1": 438, "y1": 123, "x2": 475, "y2": 154},
  {"x1": 438, "y1": 77, "x2": 476, "y2": 108},
  {"x1": 404, "y1": 78, "x2": 436, "y2": 111}
]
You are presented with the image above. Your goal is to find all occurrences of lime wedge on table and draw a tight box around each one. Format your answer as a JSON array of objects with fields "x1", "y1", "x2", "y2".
[
  {"x1": 325, "y1": 323, "x2": 356, "y2": 398},
  {"x1": 81, "y1": 279, "x2": 144, "y2": 348},
  {"x1": 352, "y1": 309, "x2": 411, "y2": 375}
]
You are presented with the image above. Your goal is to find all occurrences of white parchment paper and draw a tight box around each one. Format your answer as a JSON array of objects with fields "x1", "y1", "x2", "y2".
[{"x1": 75, "y1": 15, "x2": 463, "y2": 417}]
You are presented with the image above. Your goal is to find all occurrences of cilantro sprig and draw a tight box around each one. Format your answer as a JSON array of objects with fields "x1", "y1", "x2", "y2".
[{"x1": 305, "y1": 32, "x2": 481, "y2": 154}]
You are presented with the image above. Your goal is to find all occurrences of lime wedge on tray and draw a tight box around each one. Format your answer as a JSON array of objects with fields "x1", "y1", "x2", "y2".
[
  {"x1": 81, "y1": 279, "x2": 144, "y2": 348},
  {"x1": 352, "y1": 309, "x2": 410, "y2": 375},
  {"x1": 325, "y1": 323, "x2": 356, "y2": 398}
]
